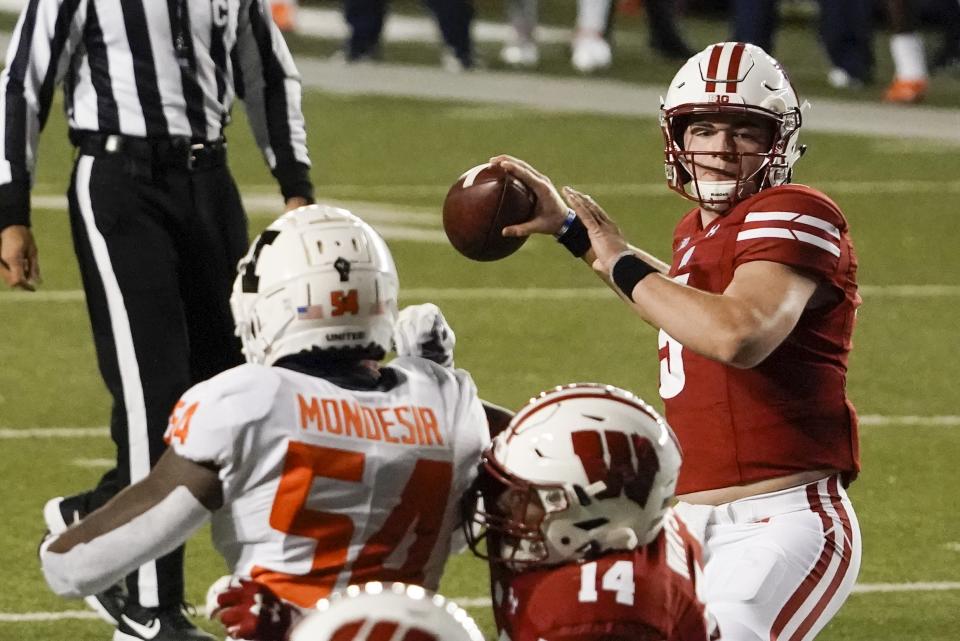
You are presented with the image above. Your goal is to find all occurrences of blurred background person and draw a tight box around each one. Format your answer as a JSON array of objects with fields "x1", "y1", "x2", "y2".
[
  {"x1": 271, "y1": 0, "x2": 298, "y2": 32},
  {"x1": 501, "y1": 0, "x2": 693, "y2": 73},
  {"x1": 731, "y1": 0, "x2": 875, "y2": 88},
  {"x1": 340, "y1": 0, "x2": 476, "y2": 70},
  {"x1": 884, "y1": 0, "x2": 929, "y2": 102},
  {"x1": 929, "y1": 0, "x2": 960, "y2": 72}
]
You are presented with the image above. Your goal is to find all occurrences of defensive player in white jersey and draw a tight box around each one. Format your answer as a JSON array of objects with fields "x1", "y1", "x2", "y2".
[{"x1": 39, "y1": 205, "x2": 493, "y2": 640}]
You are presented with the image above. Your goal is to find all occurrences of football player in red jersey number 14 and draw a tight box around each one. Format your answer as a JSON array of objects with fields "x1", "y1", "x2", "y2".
[
  {"x1": 463, "y1": 383, "x2": 718, "y2": 641},
  {"x1": 492, "y1": 42, "x2": 862, "y2": 641}
]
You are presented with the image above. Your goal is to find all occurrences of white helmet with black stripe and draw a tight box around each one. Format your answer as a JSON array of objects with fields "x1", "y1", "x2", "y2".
[{"x1": 230, "y1": 205, "x2": 399, "y2": 365}]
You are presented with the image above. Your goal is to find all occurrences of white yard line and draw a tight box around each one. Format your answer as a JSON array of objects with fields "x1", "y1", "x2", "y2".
[
  {"x1": 858, "y1": 415, "x2": 960, "y2": 426},
  {"x1": 4, "y1": 582, "x2": 959, "y2": 621},
  {"x1": 2, "y1": 416, "x2": 958, "y2": 439},
  {"x1": 0, "y1": 427, "x2": 108, "y2": 438},
  {"x1": 850, "y1": 582, "x2": 960, "y2": 593},
  {"x1": 3, "y1": 285, "x2": 960, "y2": 305},
  {"x1": 70, "y1": 458, "x2": 114, "y2": 468},
  {"x1": 26, "y1": 180, "x2": 960, "y2": 214},
  {"x1": 0, "y1": 610, "x2": 102, "y2": 622}
]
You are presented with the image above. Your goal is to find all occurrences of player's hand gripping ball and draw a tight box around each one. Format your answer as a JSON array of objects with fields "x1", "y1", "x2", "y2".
[{"x1": 443, "y1": 162, "x2": 537, "y2": 261}]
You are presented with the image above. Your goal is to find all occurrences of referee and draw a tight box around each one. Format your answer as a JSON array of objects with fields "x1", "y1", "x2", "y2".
[{"x1": 0, "y1": 1, "x2": 313, "y2": 639}]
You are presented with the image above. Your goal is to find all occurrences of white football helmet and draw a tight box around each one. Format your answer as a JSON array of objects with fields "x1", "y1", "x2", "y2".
[
  {"x1": 660, "y1": 41, "x2": 805, "y2": 210},
  {"x1": 465, "y1": 383, "x2": 682, "y2": 569},
  {"x1": 290, "y1": 582, "x2": 484, "y2": 641},
  {"x1": 230, "y1": 205, "x2": 399, "y2": 365}
]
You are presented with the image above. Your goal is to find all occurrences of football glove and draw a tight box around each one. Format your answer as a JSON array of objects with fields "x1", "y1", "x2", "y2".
[
  {"x1": 392, "y1": 303, "x2": 456, "y2": 368},
  {"x1": 206, "y1": 576, "x2": 296, "y2": 641}
]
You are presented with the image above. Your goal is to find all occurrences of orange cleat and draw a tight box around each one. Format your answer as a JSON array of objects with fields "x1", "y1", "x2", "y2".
[
  {"x1": 883, "y1": 78, "x2": 928, "y2": 103},
  {"x1": 271, "y1": 3, "x2": 296, "y2": 33}
]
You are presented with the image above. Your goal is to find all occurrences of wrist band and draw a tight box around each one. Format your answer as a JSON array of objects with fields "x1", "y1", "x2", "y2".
[
  {"x1": 555, "y1": 209, "x2": 591, "y2": 258},
  {"x1": 611, "y1": 252, "x2": 658, "y2": 302},
  {"x1": 554, "y1": 208, "x2": 577, "y2": 239}
]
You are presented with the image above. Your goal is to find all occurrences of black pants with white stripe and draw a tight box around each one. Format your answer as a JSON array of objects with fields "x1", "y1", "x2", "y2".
[{"x1": 65, "y1": 149, "x2": 247, "y2": 608}]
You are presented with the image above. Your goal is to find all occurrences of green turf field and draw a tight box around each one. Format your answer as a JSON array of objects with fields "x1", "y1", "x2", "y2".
[{"x1": 1, "y1": 9, "x2": 959, "y2": 638}]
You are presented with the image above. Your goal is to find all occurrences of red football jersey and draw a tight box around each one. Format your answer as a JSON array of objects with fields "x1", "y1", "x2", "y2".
[
  {"x1": 491, "y1": 512, "x2": 714, "y2": 641},
  {"x1": 659, "y1": 184, "x2": 861, "y2": 494}
]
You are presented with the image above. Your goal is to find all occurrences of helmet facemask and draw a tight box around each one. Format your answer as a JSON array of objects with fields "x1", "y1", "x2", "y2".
[
  {"x1": 661, "y1": 105, "x2": 799, "y2": 212},
  {"x1": 464, "y1": 455, "x2": 574, "y2": 571}
]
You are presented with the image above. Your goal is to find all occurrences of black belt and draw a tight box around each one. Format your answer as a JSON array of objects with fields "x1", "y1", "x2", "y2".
[{"x1": 70, "y1": 132, "x2": 227, "y2": 170}]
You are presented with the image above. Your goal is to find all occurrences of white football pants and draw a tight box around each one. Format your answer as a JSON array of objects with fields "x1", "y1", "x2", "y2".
[{"x1": 677, "y1": 475, "x2": 861, "y2": 641}]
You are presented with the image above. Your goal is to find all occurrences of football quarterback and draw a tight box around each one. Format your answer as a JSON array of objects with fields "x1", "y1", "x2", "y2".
[
  {"x1": 487, "y1": 41, "x2": 862, "y2": 641},
  {"x1": 40, "y1": 206, "x2": 491, "y2": 639},
  {"x1": 464, "y1": 383, "x2": 716, "y2": 641}
]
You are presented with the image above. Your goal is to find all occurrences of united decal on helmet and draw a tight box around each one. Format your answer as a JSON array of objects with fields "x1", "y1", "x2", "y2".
[{"x1": 660, "y1": 42, "x2": 806, "y2": 209}]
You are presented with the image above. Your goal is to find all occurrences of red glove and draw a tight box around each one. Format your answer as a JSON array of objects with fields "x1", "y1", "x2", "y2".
[{"x1": 209, "y1": 578, "x2": 295, "y2": 641}]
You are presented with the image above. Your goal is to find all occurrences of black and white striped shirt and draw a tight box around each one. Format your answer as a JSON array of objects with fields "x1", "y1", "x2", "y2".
[{"x1": 0, "y1": 0, "x2": 312, "y2": 228}]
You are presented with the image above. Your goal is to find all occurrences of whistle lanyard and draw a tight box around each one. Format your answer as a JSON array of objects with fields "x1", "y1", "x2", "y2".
[{"x1": 171, "y1": 0, "x2": 195, "y2": 68}]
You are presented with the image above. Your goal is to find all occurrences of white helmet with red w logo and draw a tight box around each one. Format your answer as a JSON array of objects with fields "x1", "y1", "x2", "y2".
[
  {"x1": 230, "y1": 205, "x2": 399, "y2": 365},
  {"x1": 290, "y1": 582, "x2": 484, "y2": 641},
  {"x1": 464, "y1": 383, "x2": 682, "y2": 569},
  {"x1": 660, "y1": 42, "x2": 805, "y2": 209}
]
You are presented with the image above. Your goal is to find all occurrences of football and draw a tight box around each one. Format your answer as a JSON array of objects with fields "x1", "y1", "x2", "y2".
[{"x1": 442, "y1": 162, "x2": 537, "y2": 261}]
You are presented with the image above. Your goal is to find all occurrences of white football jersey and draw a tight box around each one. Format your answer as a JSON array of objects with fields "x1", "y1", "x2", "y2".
[{"x1": 167, "y1": 356, "x2": 489, "y2": 608}]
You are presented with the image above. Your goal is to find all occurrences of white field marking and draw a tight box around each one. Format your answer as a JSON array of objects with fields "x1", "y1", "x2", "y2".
[
  {"x1": 859, "y1": 415, "x2": 960, "y2": 426},
  {"x1": 0, "y1": 610, "x2": 102, "y2": 622},
  {"x1": 30, "y1": 194, "x2": 442, "y2": 222},
  {"x1": 0, "y1": 427, "x2": 108, "y2": 438},
  {"x1": 4, "y1": 285, "x2": 960, "y2": 305},
  {"x1": 849, "y1": 582, "x2": 960, "y2": 594},
  {"x1": 2, "y1": 416, "x2": 959, "y2": 440},
  {"x1": 945, "y1": 542, "x2": 960, "y2": 552},
  {"x1": 28, "y1": 180, "x2": 960, "y2": 208},
  {"x1": 71, "y1": 458, "x2": 114, "y2": 468},
  {"x1": 2, "y1": 582, "x2": 959, "y2": 621}
]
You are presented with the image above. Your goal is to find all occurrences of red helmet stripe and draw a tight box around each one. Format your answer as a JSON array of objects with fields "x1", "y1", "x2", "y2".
[
  {"x1": 704, "y1": 44, "x2": 723, "y2": 92},
  {"x1": 725, "y1": 42, "x2": 746, "y2": 92}
]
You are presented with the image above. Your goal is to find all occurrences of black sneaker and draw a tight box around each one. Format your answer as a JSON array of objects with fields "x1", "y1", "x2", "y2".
[
  {"x1": 43, "y1": 496, "x2": 128, "y2": 625},
  {"x1": 114, "y1": 604, "x2": 215, "y2": 641}
]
